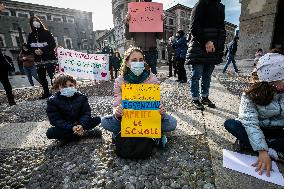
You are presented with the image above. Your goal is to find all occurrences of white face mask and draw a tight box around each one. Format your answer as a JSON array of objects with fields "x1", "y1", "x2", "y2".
[
  {"x1": 130, "y1": 61, "x2": 145, "y2": 76},
  {"x1": 60, "y1": 87, "x2": 77, "y2": 97},
  {"x1": 33, "y1": 21, "x2": 41, "y2": 29}
]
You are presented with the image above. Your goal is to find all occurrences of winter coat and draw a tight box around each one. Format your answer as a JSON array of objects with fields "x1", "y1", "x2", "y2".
[
  {"x1": 187, "y1": 0, "x2": 226, "y2": 65},
  {"x1": 226, "y1": 40, "x2": 238, "y2": 56},
  {"x1": 19, "y1": 52, "x2": 35, "y2": 67},
  {"x1": 113, "y1": 73, "x2": 159, "y2": 108},
  {"x1": 125, "y1": 24, "x2": 163, "y2": 51},
  {"x1": 172, "y1": 36, "x2": 188, "y2": 60},
  {"x1": 27, "y1": 29, "x2": 56, "y2": 62},
  {"x1": 46, "y1": 92, "x2": 92, "y2": 130},
  {"x1": 111, "y1": 56, "x2": 122, "y2": 71},
  {"x1": 237, "y1": 93, "x2": 284, "y2": 151}
]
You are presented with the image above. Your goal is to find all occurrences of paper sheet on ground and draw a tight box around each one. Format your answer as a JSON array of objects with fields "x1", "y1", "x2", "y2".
[{"x1": 223, "y1": 149, "x2": 284, "y2": 186}]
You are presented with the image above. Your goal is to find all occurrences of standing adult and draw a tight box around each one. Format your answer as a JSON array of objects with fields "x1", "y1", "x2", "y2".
[
  {"x1": 223, "y1": 36, "x2": 239, "y2": 74},
  {"x1": 172, "y1": 30, "x2": 188, "y2": 83},
  {"x1": 27, "y1": 16, "x2": 56, "y2": 99},
  {"x1": 0, "y1": 50, "x2": 16, "y2": 106},
  {"x1": 167, "y1": 36, "x2": 177, "y2": 78},
  {"x1": 187, "y1": 0, "x2": 226, "y2": 110},
  {"x1": 125, "y1": 0, "x2": 164, "y2": 75},
  {"x1": 112, "y1": 51, "x2": 122, "y2": 78},
  {"x1": 19, "y1": 43, "x2": 40, "y2": 86},
  {"x1": 0, "y1": 3, "x2": 16, "y2": 105}
]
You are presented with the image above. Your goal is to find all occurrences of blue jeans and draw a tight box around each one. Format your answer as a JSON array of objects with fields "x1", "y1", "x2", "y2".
[
  {"x1": 145, "y1": 50, "x2": 158, "y2": 74},
  {"x1": 101, "y1": 114, "x2": 177, "y2": 135},
  {"x1": 23, "y1": 65, "x2": 40, "y2": 86},
  {"x1": 190, "y1": 64, "x2": 215, "y2": 100},
  {"x1": 46, "y1": 116, "x2": 101, "y2": 140},
  {"x1": 223, "y1": 54, "x2": 238, "y2": 73},
  {"x1": 224, "y1": 119, "x2": 284, "y2": 152}
]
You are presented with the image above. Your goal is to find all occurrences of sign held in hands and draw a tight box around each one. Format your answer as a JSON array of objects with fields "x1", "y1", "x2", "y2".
[
  {"x1": 128, "y1": 2, "x2": 163, "y2": 33},
  {"x1": 121, "y1": 84, "x2": 161, "y2": 138}
]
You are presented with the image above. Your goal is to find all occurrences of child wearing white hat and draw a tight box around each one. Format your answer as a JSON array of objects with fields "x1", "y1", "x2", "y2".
[{"x1": 224, "y1": 51, "x2": 284, "y2": 177}]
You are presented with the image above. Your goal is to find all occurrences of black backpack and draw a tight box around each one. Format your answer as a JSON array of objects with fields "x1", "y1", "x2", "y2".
[{"x1": 113, "y1": 134, "x2": 155, "y2": 159}]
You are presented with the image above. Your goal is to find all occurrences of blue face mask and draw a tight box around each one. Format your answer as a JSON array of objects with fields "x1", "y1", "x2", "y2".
[
  {"x1": 60, "y1": 87, "x2": 77, "y2": 97},
  {"x1": 130, "y1": 61, "x2": 145, "y2": 76}
]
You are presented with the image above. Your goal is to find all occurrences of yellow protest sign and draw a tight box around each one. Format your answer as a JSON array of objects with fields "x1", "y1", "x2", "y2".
[{"x1": 121, "y1": 84, "x2": 161, "y2": 138}]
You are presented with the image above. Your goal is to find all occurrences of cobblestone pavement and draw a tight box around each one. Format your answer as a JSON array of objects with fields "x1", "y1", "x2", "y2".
[{"x1": 0, "y1": 61, "x2": 283, "y2": 189}]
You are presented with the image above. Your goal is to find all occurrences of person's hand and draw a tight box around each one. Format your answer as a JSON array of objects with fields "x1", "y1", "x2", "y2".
[
  {"x1": 161, "y1": 13, "x2": 165, "y2": 21},
  {"x1": 159, "y1": 104, "x2": 166, "y2": 118},
  {"x1": 252, "y1": 150, "x2": 272, "y2": 177},
  {"x1": 0, "y1": 4, "x2": 6, "y2": 12},
  {"x1": 22, "y1": 57, "x2": 27, "y2": 60},
  {"x1": 205, "y1": 41, "x2": 215, "y2": 53},
  {"x1": 125, "y1": 13, "x2": 131, "y2": 24},
  {"x1": 35, "y1": 49, "x2": 43, "y2": 55},
  {"x1": 73, "y1": 125, "x2": 84, "y2": 136},
  {"x1": 114, "y1": 104, "x2": 123, "y2": 119}
]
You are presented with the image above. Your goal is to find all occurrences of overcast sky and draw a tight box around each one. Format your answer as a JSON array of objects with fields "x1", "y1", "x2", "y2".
[{"x1": 14, "y1": 0, "x2": 241, "y2": 30}]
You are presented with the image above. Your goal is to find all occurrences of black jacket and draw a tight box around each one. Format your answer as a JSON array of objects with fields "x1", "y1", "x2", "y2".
[
  {"x1": 187, "y1": 0, "x2": 226, "y2": 65},
  {"x1": 27, "y1": 29, "x2": 56, "y2": 62},
  {"x1": 226, "y1": 40, "x2": 238, "y2": 56},
  {"x1": 46, "y1": 92, "x2": 92, "y2": 130}
]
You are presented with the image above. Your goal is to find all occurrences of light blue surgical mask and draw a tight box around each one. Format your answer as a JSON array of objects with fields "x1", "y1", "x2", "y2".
[
  {"x1": 130, "y1": 61, "x2": 145, "y2": 76},
  {"x1": 60, "y1": 87, "x2": 77, "y2": 97}
]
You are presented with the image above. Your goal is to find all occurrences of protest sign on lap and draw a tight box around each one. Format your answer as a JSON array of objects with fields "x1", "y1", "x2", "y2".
[
  {"x1": 121, "y1": 84, "x2": 161, "y2": 138},
  {"x1": 57, "y1": 47, "x2": 110, "y2": 80}
]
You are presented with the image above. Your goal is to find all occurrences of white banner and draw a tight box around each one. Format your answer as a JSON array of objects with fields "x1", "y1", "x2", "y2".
[{"x1": 57, "y1": 48, "x2": 110, "y2": 80}]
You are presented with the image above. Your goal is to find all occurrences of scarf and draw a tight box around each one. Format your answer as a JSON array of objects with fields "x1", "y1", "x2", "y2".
[{"x1": 124, "y1": 68, "x2": 150, "y2": 84}]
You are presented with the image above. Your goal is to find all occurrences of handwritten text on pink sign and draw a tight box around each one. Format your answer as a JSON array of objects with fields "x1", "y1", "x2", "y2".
[{"x1": 128, "y1": 2, "x2": 163, "y2": 33}]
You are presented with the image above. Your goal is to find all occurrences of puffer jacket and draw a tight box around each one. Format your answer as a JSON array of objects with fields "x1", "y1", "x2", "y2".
[
  {"x1": 172, "y1": 36, "x2": 188, "y2": 59},
  {"x1": 187, "y1": 0, "x2": 226, "y2": 65},
  {"x1": 237, "y1": 93, "x2": 284, "y2": 151},
  {"x1": 113, "y1": 73, "x2": 160, "y2": 108},
  {"x1": 46, "y1": 92, "x2": 92, "y2": 130}
]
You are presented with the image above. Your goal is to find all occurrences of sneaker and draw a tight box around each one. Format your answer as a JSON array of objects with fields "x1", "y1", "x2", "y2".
[
  {"x1": 201, "y1": 97, "x2": 216, "y2": 108},
  {"x1": 83, "y1": 128, "x2": 102, "y2": 138},
  {"x1": 8, "y1": 101, "x2": 16, "y2": 106},
  {"x1": 191, "y1": 100, "x2": 205, "y2": 110}
]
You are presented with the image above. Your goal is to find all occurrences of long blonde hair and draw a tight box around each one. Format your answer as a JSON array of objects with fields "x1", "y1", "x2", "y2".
[{"x1": 119, "y1": 47, "x2": 149, "y2": 76}]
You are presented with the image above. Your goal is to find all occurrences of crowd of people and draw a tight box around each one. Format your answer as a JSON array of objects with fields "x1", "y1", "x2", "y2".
[{"x1": 1, "y1": 0, "x2": 284, "y2": 174}]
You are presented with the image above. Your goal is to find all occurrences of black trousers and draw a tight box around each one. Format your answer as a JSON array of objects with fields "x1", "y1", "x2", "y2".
[
  {"x1": 46, "y1": 116, "x2": 101, "y2": 140},
  {"x1": 168, "y1": 55, "x2": 177, "y2": 77},
  {"x1": 0, "y1": 72, "x2": 15, "y2": 103},
  {"x1": 176, "y1": 58, "x2": 187, "y2": 81},
  {"x1": 37, "y1": 66, "x2": 51, "y2": 96}
]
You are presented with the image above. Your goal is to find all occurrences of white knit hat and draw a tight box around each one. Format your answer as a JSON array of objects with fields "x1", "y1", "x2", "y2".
[{"x1": 256, "y1": 53, "x2": 284, "y2": 82}]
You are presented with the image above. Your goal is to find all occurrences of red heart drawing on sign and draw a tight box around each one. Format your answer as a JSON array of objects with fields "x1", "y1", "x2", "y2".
[{"x1": 101, "y1": 72, "x2": 107, "y2": 78}]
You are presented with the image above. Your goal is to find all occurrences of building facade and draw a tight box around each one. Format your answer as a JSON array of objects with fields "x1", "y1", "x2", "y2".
[
  {"x1": 0, "y1": 0, "x2": 95, "y2": 60},
  {"x1": 95, "y1": 28, "x2": 116, "y2": 51},
  {"x1": 238, "y1": 0, "x2": 284, "y2": 58}
]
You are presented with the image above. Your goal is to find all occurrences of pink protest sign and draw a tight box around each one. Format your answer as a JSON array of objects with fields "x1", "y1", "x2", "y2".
[{"x1": 128, "y1": 2, "x2": 163, "y2": 33}]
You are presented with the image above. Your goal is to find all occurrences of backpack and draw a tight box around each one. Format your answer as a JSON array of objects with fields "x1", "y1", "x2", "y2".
[{"x1": 113, "y1": 133, "x2": 155, "y2": 159}]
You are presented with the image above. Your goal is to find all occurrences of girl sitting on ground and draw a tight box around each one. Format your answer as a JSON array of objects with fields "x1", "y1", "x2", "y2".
[
  {"x1": 46, "y1": 73, "x2": 102, "y2": 140},
  {"x1": 224, "y1": 52, "x2": 284, "y2": 177},
  {"x1": 101, "y1": 47, "x2": 177, "y2": 137}
]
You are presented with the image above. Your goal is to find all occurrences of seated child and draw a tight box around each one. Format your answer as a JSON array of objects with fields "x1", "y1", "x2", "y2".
[
  {"x1": 224, "y1": 52, "x2": 284, "y2": 177},
  {"x1": 254, "y1": 48, "x2": 264, "y2": 66},
  {"x1": 46, "y1": 73, "x2": 102, "y2": 140},
  {"x1": 101, "y1": 47, "x2": 177, "y2": 136}
]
